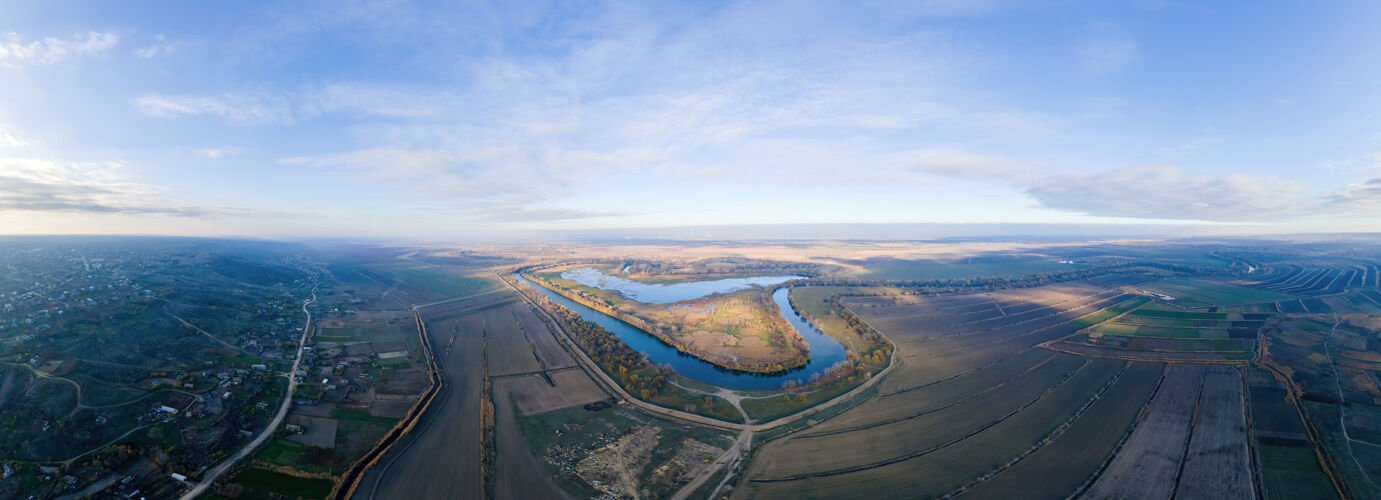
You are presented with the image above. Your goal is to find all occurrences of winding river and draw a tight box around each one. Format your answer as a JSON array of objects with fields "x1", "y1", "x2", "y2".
[{"x1": 515, "y1": 272, "x2": 848, "y2": 390}]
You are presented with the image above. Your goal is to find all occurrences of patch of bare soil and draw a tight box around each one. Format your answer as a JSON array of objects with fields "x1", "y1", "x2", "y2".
[
  {"x1": 648, "y1": 438, "x2": 724, "y2": 492},
  {"x1": 576, "y1": 426, "x2": 661, "y2": 499}
]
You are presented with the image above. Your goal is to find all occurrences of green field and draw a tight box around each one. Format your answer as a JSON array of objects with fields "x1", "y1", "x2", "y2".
[
  {"x1": 854, "y1": 256, "x2": 1088, "y2": 281},
  {"x1": 331, "y1": 407, "x2": 399, "y2": 423},
  {"x1": 1256, "y1": 444, "x2": 1338, "y2": 499},
  {"x1": 1141, "y1": 278, "x2": 1293, "y2": 307},
  {"x1": 231, "y1": 468, "x2": 335, "y2": 499},
  {"x1": 256, "y1": 439, "x2": 306, "y2": 465},
  {"x1": 790, "y1": 286, "x2": 876, "y2": 353},
  {"x1": 1116, "y1": 316, "x2": 1232, "y2": 328},
  {"x1": 1127, "y1": 309, "x2": 1228, "y2": 320},
  {"x1": 740, "y1": 377, "x2": 863, "y2": 422},
  {"x1": 1070, "y1": 296, "x2": 1152, "y2": 328},
  {"x1": 1092, "y1": 323, "x2": 1224, "y2": 339}
]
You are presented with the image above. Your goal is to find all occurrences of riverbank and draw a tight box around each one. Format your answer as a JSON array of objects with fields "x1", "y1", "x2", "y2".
[{"x1": 522, "y1": 269, "x2": 811, "y2": 373}]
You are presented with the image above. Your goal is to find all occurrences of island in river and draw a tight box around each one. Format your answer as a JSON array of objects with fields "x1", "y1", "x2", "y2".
[{"x1": 526, "y1": 265, "x2": 813, "y2": 373}]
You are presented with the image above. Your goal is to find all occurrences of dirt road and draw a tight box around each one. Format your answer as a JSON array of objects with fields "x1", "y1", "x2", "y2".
[{"x1": 179, "y1": 287, "x2": 316, "y2": 500}]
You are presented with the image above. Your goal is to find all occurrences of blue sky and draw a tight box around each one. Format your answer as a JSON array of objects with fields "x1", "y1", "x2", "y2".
[{"x1": 1, "y1": 0, "x2": 1378, "y2": 239}]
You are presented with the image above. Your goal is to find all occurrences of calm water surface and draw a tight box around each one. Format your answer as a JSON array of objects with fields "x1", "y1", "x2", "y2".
[
  {"x1": 516, "y1": 274, "x2": 847, "y2": 390},
  {"x1": 560, "y1": 267, "x2": 804, "y2": 304}
]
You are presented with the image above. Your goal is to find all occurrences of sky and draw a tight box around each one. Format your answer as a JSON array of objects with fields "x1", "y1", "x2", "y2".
[{"x1": 0, "y1": 0, "x2": 1379, "y2": 240}]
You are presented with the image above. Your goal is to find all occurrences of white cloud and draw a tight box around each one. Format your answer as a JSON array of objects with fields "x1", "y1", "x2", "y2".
[
  {"x1": 0, "y1": 157, "x2": 273, "y2": 217},
  {"x1": 0, "y1": 130, "x2": 27, "y2": 148},
  {"x1": 195, "y1": 148, "x2": 239, "y2": 159},
  {"x1": 281, "y1": 147, "x2": 545, "y2": 199},
  {"x1": 131, "y1": 93, "x2": 294, "y2": 124},
  {"x1": 902, "y1": 148, "x2": 1029, "y2": 179},
  {"x1": 132, "y1": 83, "x2": 465, "y2": 124},
  {"x1": 134, "y1": 34, "x2": 176, "y2": 58},
  {"x1": 0, "y1": 31, "x2": 119, "y2": 67},
  {"x1": 1077, "y1": 23, "x2": 1138, "y2": 76},
  {"x1": 1023, "y1": 166, "x2": 1306, "y2": 221},
  {"x1": 1327, "y1": 177, "x2": 1381, "y2": 212}
]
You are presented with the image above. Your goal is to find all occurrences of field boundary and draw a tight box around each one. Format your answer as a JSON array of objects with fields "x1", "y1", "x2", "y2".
[
  {"x1": 800, "y1": 354, "x2": 1058, "y2": 438},
  {"x1": 1069, "y1": 363, "x2": 1168, "y2": 498},
  {"x1": 500, "y1": 273, "x2": 742, "y2": 431},
  {"x1": 752, "y1": 359, "x2": 1092, "y2": 482},
  {"x1": 330, "y1": 307, "x2": 444, "y2": 500},
  {"x1": 944, "y1": 361, "x2": 1131, "y2": 498}
]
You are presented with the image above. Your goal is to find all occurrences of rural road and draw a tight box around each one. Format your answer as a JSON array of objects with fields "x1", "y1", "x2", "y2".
[
  {"x1": 180, "y1": 286, "x2": 317, "y2": 500},
  {"x1": 500, "y1": 275, "x2": 742, "y2": 431},
  {"x1": 672, "y1": 426, "x2": 751, "y2": 500},
  {"x1": 170, "y1": 314, "x2": 246, "y2": 354},
  {"x1": 504, "y1": 273, "x2": 908, "y2": 498},
  {"x1": 411, "y1": 288, "x2": 508, "y2": 310}
]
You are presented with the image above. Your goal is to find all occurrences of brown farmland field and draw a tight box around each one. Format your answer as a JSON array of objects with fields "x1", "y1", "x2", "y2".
[
  {"x1": 957, "y1": 361, "x2": 1163, "y2": 499},
  {"x1": 747, "y1": 356, "x2": 1129, "y2": 498},
  {"x1": 485, "y1": 304, "x2": 543, "y2": 376},
  {"x1": 497, "y1": 369, "x2": 608, "y2": 416},
  {"x1": 735, "y1": 277, "x2": 1169, "y2": 499},
  {"x1": 512, "y1": 303, "x2": 576, "y2": 369},
  {"x1": 1082, "y1": 364, "x2": 1205, "y2": 500},
  {"x1": 1174, "y1": 365, "x2": 1253, "y2": 499},
  {"x1": 493, "y1": 380, "x2": 575, "y2": 500},
  {"x1": 351, "y1": 305, "x2": 488, "y2": 499},
  {"x1": 750, "y1": 354, "x2": 1091, "y2": 478}
]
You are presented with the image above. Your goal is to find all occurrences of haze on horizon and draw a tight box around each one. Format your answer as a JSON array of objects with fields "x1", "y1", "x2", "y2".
[{"x1": 1, "y1": 0, "x2": 1379, "y2": 240}]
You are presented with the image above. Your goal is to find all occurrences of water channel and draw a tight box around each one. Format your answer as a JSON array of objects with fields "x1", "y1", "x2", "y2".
[{"x1": 515, "y1": 272, "x2": 848, "y2": 390}]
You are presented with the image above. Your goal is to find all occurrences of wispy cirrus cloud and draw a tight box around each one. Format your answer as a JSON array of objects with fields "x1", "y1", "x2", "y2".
[
  {"x1": 195, "y1": 148, "x2": 240, "y2": 159},
  {"x1": 133, "y1": 34, "x2": 177, "y2": 58},
  {"x1": 0, "y1": 31, "x2": 119, "y2": 67},
  {"x1": 132, "y1": 83, "x2": 464, "y2": 124},
  {"x1": 131, "y1": 92, "x2": 295, "y2": 124},
  {"x1": 280, "y1": 147, "x2": 547, "y2": 199}
]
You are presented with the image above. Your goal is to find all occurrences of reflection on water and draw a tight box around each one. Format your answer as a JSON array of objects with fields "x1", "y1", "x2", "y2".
[
  {"x1": 560, "y1": 267, "x2": 804, "y2": 304},
  {"x1": 517, "y1": 274, "x2": 847, "y2": 390}
]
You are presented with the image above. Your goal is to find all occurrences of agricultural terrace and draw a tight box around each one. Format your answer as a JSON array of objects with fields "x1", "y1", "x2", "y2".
[
  {"x1": 1234, "y1": 262, "x2": 1381, "y2": 314},
  {"x1": 528, "y1": 265, "x2": 809, "y2": 373},
  {"x1": 1241, "y1": 263, "x2": 1381, "y2": 297}
]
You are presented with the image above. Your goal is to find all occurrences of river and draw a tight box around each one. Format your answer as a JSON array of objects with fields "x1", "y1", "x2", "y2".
[{"x1": 515, "y1": 274, "x2": 848, "y2": 390}]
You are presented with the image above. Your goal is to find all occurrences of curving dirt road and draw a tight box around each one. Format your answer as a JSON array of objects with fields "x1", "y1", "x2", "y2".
[{"x1": 179, "y1": 287, "x2": 316, "y2": 500}]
